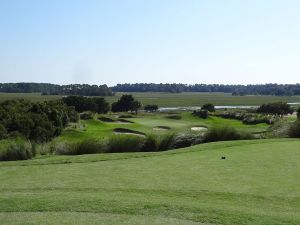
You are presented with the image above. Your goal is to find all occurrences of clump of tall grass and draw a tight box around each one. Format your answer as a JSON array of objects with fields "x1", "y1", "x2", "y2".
[
  {"x1": 107, "y1": 132, "x2": 175, "y2": 153},
  {"x1": 0, "y1": 138, "x2": 34, "y2": 161},
  {"x1": 288, "y1": 121, "x2": 300, "y2": 138},
  {"x1": 141, "y1": 134, "x2": 158, "y2": 152},
  {"x1": 72, "y1": 139, "x2": 107, "y2": 154},
  {"x1": 107, "y1": 135, "x2": 145, "y2": 153},
  {"x1": 142, "y1": 133, "x2": 175, "y2": 152},
  {"x1": 203, "y1": 126, "x2": 254, "y2": 143},
  {"x1": 52, "y1": 138, "x2": 107, "y2": 155},
  {"x1": 157, "y1": 133, "x2": 175, "y2": 151}
]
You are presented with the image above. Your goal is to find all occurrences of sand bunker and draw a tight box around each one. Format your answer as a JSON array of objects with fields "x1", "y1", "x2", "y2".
[
  {"x1": 113, "y1": 128, "x2": 145, "y2": 137},
  {"x1": 153, "y1": 126, "x2": 171, "y2": 131},
  {"x1": 99, "y1": 117, "x2": 133, "y2": 124},
  {"x1": 191, "y1": 126, "x2": 208, "y2": 132}
]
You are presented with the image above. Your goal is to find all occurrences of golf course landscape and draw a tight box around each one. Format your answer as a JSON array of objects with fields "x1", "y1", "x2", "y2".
[
  {"x1": 2, "y1": 1, "x2": 300, "y2": 224},
  {"x1": 0, "y1": 90, "x2": 299, "y2": 225}
]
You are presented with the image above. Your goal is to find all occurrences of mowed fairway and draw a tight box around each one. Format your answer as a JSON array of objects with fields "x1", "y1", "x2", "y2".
[{"x1": 0, "y1": 139, "x2": 299, "y2": 225}]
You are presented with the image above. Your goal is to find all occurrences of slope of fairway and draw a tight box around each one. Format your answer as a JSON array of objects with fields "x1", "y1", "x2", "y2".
[{"x1": 0, "y1": 139, "x2": 299, "y2": 225}]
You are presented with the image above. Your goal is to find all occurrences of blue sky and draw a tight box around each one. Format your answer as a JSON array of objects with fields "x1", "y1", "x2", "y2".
[{"x1": 0, "y1": 0, "x2": 299, "y2": 85}]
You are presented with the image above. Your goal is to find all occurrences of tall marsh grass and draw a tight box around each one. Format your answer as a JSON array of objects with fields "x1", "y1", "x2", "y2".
[{"x1": 0, "y1": 138, "x2": 34, "y2": 161}]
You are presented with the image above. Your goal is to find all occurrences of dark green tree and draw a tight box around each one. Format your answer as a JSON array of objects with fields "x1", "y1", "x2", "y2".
[
  {"x1": 111, "y1": 95, "x2": 141, "y2": 114},
  {"x1": 144, "y1": 105, "x2": 158, "y2": 112},
  {"x1": 202, "y1": 103, "x2": 215, "y2": 112},
  {"x1": 257, "y1": 102, "x2": 293, "y2": 115}
]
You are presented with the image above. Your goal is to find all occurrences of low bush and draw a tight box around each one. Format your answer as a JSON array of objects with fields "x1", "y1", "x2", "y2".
[
  {"x1": 0, "y1": 124, "x2": 8, "y2": 139},
  {"x1": 202, "y1": 103, "x2": 215, "y2": 112},
  {"x1": 50, "y1": 141, "x2": 74, "y2": 155},
  {"x1": 144, "y1": 105, "x2": 158, "y2": 112},
  {"x1": 171, "y1": 133, "x2": 201, "y2": 149},
  {"x1": 0, "y1": 139, "x2": 34, "y2": 161},
  {"x1": 203, "y1": 126, "x2": 253, "y2": 143},
  {"x1": 80, "y1": 111, "x2": 94, "y2": 120},
  {"x1": 289, "y1": 121, "x2": 300, "y2": 138},
  {"x1": 193, "y1": 110, "x2": 208, "y2": 119},
  {"x1": 216, "y1": 111, "x2": 274, "y2": 125}
]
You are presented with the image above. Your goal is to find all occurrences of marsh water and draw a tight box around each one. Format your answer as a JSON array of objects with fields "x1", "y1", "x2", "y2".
[{"x1": 158, "y1": 103, "x2": 300, "y2": 112}]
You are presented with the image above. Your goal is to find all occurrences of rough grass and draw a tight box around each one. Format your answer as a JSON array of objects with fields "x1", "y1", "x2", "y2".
[
  {"x1": 2, "y1": 92, "x2": 300, "y2": 107},
  {"x1": 0, "y1": 139, "x2": 299, "y2": 225}
]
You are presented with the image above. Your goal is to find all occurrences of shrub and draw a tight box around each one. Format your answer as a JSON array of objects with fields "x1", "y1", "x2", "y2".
[
  {"x1": 144, "y1": 105, "x2": 158, "y2": 112},
  {"x1": 297, "y1": 107, "x2": 300, "y2": 120},
  {"x1": 289, "y1": 121, "x2": 300, "y2": 138},
  {"x1": 203, "y1": 126, "x2": 253, "y2": 143},
  {"x1": 171, "y1": 133, "x2": 201, "y2": 149},
  {"x1": 0, "y1": 139, "x2": 33, "y2": 161},
  {"x1": 202, "y1": 103, "x2": 215, "y2": 112},
  {"x1": 50, "y1": 141, "x2": 74, "y2": 155},
  {"x1": 0, "y1": 124, "x2": 7, "y2": 140},
  {"x1": 216, "y1": 110, "x2": 274, "y2": 125},
  {"x1": 0, "y1": 99, "x2": 78, "y2": 143},
  {"x1": 193, "y1": 109, "x2": 208, "y2": 119},
  {"x1": 80, "y1": 111, "x2": 94, "y2": 120},
  {"x1": 257, "y1": 102, "x2": 293, "y2": 115}
]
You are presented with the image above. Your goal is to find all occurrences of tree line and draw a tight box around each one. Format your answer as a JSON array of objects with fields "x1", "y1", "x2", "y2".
[
  {"x1": 111, "y1": 83, "x2": 300, "y2": 96},
  {"x1": 2, "y1": 82, "x2": 300, "y2": 96},
  {"x1": 0, "y1": 83, "x2": 113, "y2": 96}
]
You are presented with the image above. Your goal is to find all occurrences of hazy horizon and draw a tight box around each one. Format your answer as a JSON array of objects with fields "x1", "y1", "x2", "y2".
[{"x1": 1, "y1": 0, "x2": 300, "y2": 85}]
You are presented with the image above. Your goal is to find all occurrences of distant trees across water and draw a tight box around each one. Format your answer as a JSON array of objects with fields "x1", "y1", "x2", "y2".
[
  {"x1": 0, "y1": 83, "x2": 113, "y2": 96},
  {"x1": 2, "y1": 83, "x2": 300, "y2": 96},
  {"x1": 111, "y1": 83, "x2": 300, "y2": 96}
]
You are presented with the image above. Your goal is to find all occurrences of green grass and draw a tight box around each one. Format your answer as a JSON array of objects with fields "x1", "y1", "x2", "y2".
[
  {"x1": 0, "y1": 139, "x2": 299, "y2": 224},
  {"x1": 1, "y1": 92, "x2": 300, "y2": 107}
]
